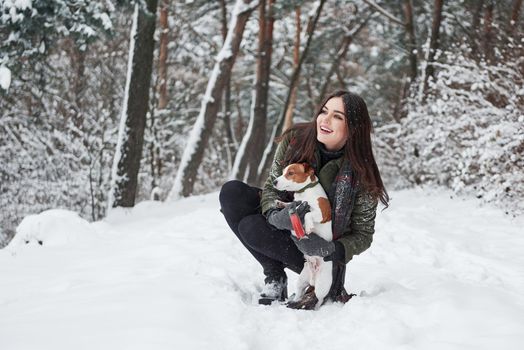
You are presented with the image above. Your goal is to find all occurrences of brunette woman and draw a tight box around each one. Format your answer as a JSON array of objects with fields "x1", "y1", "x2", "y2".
[{"x1": 219, "y1": 90, "x2": 389, "y2": 309}]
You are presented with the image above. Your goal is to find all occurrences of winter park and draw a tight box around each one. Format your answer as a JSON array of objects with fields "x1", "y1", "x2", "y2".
[{"x1": 1, "y1": 0, "x2": 524, "y2": 349}]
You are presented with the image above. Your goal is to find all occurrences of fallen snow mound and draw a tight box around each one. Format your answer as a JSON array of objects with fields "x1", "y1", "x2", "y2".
[{"x1": 9, "y1": 209, "x2": 94, "y2": 248}]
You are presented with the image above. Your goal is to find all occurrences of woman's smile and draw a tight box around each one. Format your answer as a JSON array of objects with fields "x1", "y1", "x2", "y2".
[{"x1": 319, "y1": 125, "x2": 333, "y2": 134}]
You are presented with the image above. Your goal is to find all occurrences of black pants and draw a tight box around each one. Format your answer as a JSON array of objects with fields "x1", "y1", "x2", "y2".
[{"x1": 219, "y1": 180, "x2": 305, "y2": 281}]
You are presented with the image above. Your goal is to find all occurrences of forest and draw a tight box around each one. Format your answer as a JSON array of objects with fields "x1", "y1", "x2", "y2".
[{"x1": 1, "y1": 0, "x2": 523, "y2": 247}]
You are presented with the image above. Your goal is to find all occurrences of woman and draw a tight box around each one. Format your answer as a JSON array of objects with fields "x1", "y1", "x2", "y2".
[{"x1": 219, "y1": 90, "x2": 389, "y2": 309}]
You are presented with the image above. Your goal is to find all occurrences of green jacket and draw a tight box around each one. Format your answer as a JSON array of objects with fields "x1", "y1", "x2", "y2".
[{"x1": 261, "y1": 133, "x2": 378, "y2": 264}]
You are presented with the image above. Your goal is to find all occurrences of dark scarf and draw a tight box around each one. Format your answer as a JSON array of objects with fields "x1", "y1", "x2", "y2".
[
  {"x1": 317, "y1": 144, "x2": 360, "y2": 240},
  {"x1": 317, "y1": 142, "x2": 343, "y2": 168},
  {"x1": 331, "y1": 160, "x2": 359, "y2": 239}
]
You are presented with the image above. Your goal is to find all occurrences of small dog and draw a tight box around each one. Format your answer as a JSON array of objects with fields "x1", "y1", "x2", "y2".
[{"x1": 273, "y1": 162, "x2": 333, "y2": 309}]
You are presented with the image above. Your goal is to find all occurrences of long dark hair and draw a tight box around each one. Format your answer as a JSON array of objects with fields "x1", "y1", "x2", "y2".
[{"x1": 277, "y1": 90, "x2": 389, "y2": 208}]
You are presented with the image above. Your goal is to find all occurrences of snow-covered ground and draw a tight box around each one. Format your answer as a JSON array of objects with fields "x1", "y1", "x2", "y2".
[{"x1": 1, "y1": 187, "x2": 523, "y2": 350}]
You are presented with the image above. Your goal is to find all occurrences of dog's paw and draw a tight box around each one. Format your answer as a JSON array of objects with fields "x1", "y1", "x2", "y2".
[
  {"x1": 305, "y1": 224, "x2": 314, "y2": 235},
  {"x1": 304, "y1": 215, "x2": 315, "y2": 234}
]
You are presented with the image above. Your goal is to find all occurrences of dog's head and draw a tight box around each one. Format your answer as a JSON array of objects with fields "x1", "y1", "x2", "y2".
[{"x1": 273, "y1": 163, "x2": 317, "y2": 192}]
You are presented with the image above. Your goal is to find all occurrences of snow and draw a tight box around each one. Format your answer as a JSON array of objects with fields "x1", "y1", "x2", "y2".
[
  {"x1": 308, "y1": 1, "x2": 321, "y2": 17},
  {"x1": 0, "y1": 66, "x2": 12, "y2": 90},
  {"x1": 14, "y1": 0, "x2": 31, "y2": 8},
  {"x1": 10, "y1": 209, "x2": 95, "y2": 247},
  {"x1": 1, "y1": 0, "x2": 32, "y2": 23},
  {"x1": 1, "y1": 187, "x2": 524, "y2": 349},
  {"x1": 94, "y1": 12, "x2": 113, "y2": 30},
  {"x1": 396, "y1": 50, "x2": 524, "y2": 214},
  {"x1": 235, "y1": 0, "x2": 260, "y2": 15}
]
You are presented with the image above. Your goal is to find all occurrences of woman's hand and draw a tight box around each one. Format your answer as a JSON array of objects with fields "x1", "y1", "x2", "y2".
[
  {"x1": 291, "y1": 233, "x2": 335, "y2": 257},
  {"x1": 266, "y1": 201, "x2": 310, "y2": 231}
]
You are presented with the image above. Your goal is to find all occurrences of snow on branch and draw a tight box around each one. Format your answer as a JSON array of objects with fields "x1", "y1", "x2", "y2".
[{"x1": 362, "y1": 0, "x2": 405, "y2": 26}]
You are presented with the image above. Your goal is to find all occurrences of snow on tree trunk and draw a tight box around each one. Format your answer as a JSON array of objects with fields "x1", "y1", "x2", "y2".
[
  {"x1": 168, "y1": 0, "x2": 258, "y2": 200},
  {"x1": 107, "y1": 0, "x2": 158, "y2": 211},
  {"x1": 0, "y1": 66, "x2": 11, "y2": 92},
  {"x1": 230, "y1": 84, "x2": 256, "y2": 182}
]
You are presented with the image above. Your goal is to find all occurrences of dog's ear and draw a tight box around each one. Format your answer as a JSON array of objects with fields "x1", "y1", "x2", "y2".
[
  {"x1": 302, "y1": 163, "x2": 316, "y2": 181},
  {"x1": 301, "y1": 162, "x2": 309, "y2": 171}
]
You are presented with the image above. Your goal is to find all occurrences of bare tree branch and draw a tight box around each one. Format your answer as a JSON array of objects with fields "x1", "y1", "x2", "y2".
[{"x1": 363, "y1": 0, "x2": 405, "y2": 26}]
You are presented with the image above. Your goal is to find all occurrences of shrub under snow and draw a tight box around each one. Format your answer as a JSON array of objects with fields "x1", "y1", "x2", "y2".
[{"x1": 396, "y1": 50, "x2": 524, "y2": 215}]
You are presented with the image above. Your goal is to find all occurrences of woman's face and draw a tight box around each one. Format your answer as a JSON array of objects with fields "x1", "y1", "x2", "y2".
[{"x1": 316, "y1": 97, "x2": 348, "y2": 151}]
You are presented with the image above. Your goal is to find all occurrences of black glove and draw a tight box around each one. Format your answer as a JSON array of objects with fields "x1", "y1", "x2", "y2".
[
  {"x1": 323, "y1": 240, "x2": 346, "y2": 263},
  {"x1": 291, "y1": 233, "x2": 343, "y2": 259},
  {"x1": 266, "y1": 201, "x2": 310, "y2": 231}
]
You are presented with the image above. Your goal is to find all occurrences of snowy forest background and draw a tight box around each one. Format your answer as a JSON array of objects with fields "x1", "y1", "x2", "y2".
[{"x1": 1, "y1": 0, "x2": 523, "y2": 248}]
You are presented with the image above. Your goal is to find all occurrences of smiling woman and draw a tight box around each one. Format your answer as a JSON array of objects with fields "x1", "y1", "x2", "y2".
[
  {"x1": 219, "y1": 90, "x2": 389, "y2": 309},
  {"x1": 316, "y1": 96, "x2": 348, "y2": 151}
]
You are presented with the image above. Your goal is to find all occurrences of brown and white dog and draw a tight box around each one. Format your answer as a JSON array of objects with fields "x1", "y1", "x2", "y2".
[{"x1": 273, "y1": 163, "x2": 333, "y2": 309}]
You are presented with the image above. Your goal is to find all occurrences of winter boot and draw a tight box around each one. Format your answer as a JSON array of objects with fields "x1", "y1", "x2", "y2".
[
  {"x1": 326, "y1": 262, "x2": 356, "y2": 304},
  {"x1": 258, "y1": 276, "x2": 288, "y2": 305}
]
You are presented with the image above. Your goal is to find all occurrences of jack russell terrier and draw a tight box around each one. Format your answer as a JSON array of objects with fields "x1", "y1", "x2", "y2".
[{"x1": 273, "y1": 162, "x2": 333, "y2": 309}]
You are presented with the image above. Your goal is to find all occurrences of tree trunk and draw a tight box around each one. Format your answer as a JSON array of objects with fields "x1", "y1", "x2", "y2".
[
  {"x1": 108, "y1": 0, "x2": 158, "y2": 209},
  {"x1": 394, "y1": 0, "x2": 417, "y2": 121},
  {"x1": 157, "y1": 0, "x2": 169, "y2": 111},
  {"x1": 469, "y1": 0, "x2": 484, "y2": 58},
  {"x1": 482, "y1": 0, "x2": 495, "y2": 62},
  {"x1": 256, "y1": 0, "x2": 326, "y2": 184},
  {"x1": 230, "y1": 0, "x2": 274, "y2": 185},
  {"x1": 246, "y1": 0, "x2": 274, "y2": 185},
  {"x1": 283, "y1": 6, "x2": 301, "y2": 132},
  {"x1": 403, "y1": 0, "x2": 417, "y2": 82},
  {"x1": 69, "y1": 45, "x2": 86, "y2": 130},
  {"x1": 423, "y1": 0, "x2": 444, "y2": 94},
  {"x1": 219, "y1": 0, "x2": 235, "y2": 167},
  {"x1": 149, "y1": 0, "x2": 169, "y2": 196},
  {"x1": 168, "y1": 0, "x2": 256, "y2": 199},
  {"x1": 510, "y1": 0, "x2": 523, "y2": 30}
]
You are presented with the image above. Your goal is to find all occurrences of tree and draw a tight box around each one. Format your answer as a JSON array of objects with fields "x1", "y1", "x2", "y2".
[
  {"x1": 219, "y1": 0, "x2": 236, "y2": 170},
  {"x1": 108, "y1": 0, "x2": 158, "y2": 209},
  {"x1": 316, "y1": 14, "x2": 370, "y2": 106},
  {"x1": 168, "y1": 0, "x2": 258, "y2": 199},
  {"x1": 256, "y1": 0, "x2": 326, "y2": 184},
  {"x1": 482, "y1": 0, "x2": 495, "y2": 62},
  {"x1": 282, "y1": 6, "x2": 301, "y2": 132},
  {"x1": 0, "y1": 0, "x2": 114, "y2": 92},
  {"x1": 230, "y1": 0, "x2": 275, "y2": 184},
  {"x1": 156, "y1": 0, "x2": 170, "y2": 112},
  {"x1": 509, "y1": 0, "x2": 523, "y2": 33},
  {"x1": 422, "y1": 0, "x2": 444, "y2": 94},
  {"x1": 148, "y1": 0, "x2": 170, "y2": 197},
  {"x1": 403, "y1": 0, "x2": 417, "y2": 82}
]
